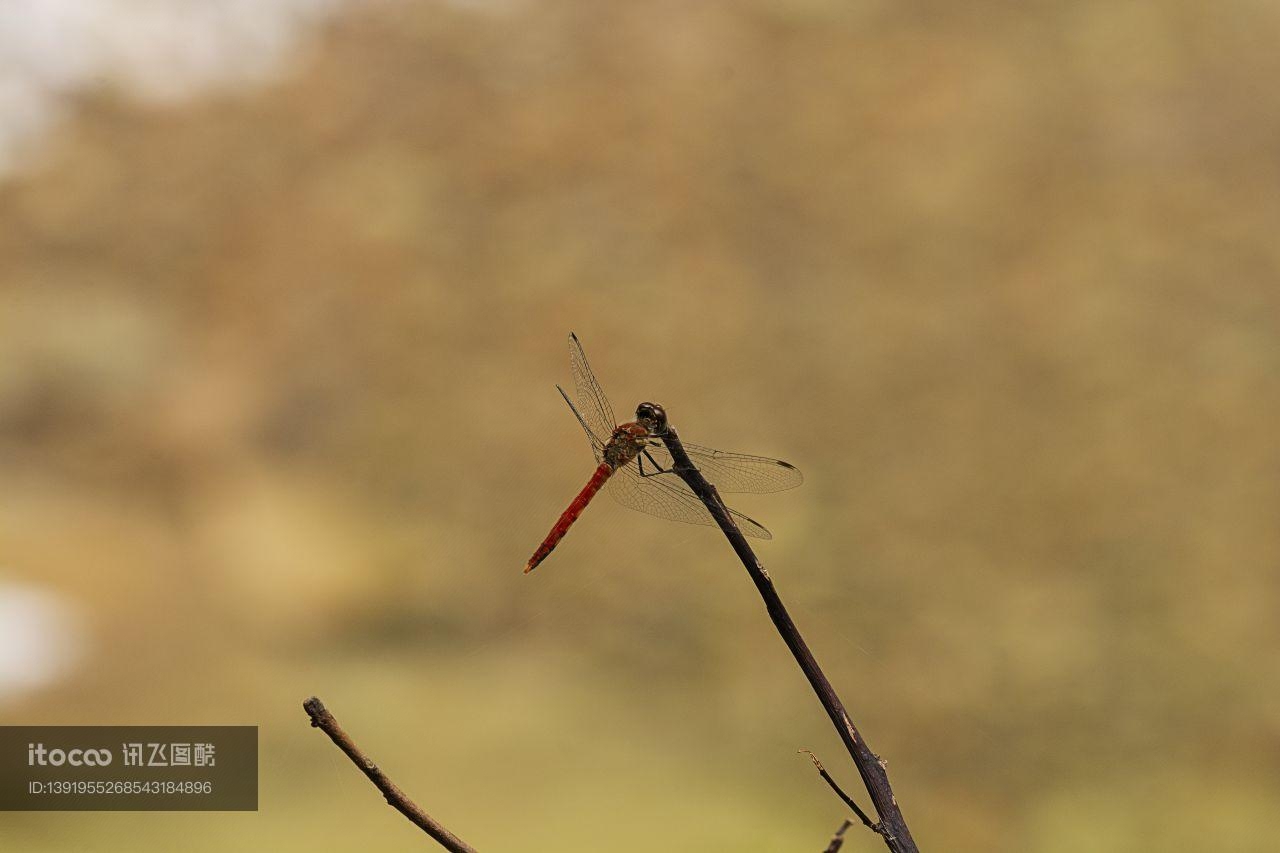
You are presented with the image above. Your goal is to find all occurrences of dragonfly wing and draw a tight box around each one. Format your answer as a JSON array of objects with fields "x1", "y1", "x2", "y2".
[
  {"x1": 608, "y1": 459, "x2": 773, "y2": 540},
  {"x1": 558, "y1": 385, "x2": 606, "y2": 463},
  {"x1": 637, "y1": 442, "x2": 803, "y2": 494},
  {"x1": 567, "y1": 333, "x2": 617, "y2": 442}
]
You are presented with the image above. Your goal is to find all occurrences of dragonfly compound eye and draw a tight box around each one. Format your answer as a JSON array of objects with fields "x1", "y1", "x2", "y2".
[{"x1": 636, "y1": 402, "x2": 667, "y2": 431}]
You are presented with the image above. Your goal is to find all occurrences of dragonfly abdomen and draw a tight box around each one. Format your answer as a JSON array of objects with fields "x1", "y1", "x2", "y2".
[{"x1": 524, "y1": 462, "x2": 615, "y2": 573}]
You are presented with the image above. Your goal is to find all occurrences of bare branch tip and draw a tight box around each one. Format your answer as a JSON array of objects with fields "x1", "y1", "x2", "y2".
[
  {"x1": 799, "y1": 748, "x2": 826, "y2": 771},
  {"x1": 303, "y1": 696, "x2": 328, "y2": 725}
]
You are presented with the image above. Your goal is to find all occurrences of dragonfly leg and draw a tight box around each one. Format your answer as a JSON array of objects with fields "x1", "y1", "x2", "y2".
[{"x1": 638, "y1": 447, "x2": 695, "y2": 478}]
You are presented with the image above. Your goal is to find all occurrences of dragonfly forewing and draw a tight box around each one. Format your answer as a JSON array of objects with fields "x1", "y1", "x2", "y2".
[
  {"x1": 557, "y1": 384, "x2": 607, "y2": 461},
  {"x1": 637, "y1": 441, "x2": 803, "y2": 494},
  {"x1": 568, "y1": 332, "x2": 617, "y2": 442}
]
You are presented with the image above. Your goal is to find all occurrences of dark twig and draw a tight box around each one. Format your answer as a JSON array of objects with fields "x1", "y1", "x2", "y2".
[
  {"x1": 660, "y1": 427, "x2": 919, "y2": 853},
  {"x1": 824, "y1": 819, "x2": 854, "y2": 853},
  {"x1": 302, "y1": 696, "x2": 478, "y2": 853},
  {"x1": 801, "y1": 749, "x2": 877, "y2": 831}
]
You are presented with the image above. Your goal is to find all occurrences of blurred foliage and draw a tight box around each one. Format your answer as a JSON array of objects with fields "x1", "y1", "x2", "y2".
[{"x1": 2, "y1": 1, "x2": 1279, "y2": 850}]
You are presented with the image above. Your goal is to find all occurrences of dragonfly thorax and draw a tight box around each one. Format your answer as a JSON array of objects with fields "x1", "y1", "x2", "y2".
[{"x1": 603, "y1": 422, "x2": 652, "y2": 471}]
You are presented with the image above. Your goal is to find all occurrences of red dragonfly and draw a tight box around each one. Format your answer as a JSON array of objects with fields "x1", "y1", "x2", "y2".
[{"x1": 525, "y1": 333, "x2": 803, "y2": 573}]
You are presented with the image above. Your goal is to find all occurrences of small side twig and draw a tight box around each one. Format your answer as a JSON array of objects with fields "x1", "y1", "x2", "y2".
[
  {"x1": 303, "y1": 696, "x2": 478, "y2": 853},
  {"x1": 801, "y1": 749, "x2": 878, "y2": 832},
  {"x1": 824, "y1": 819, "x2": 854, "y2": 853}
]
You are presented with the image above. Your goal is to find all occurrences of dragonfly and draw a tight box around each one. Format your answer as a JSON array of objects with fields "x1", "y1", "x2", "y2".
[{"x1": 525, "y1": 332, "x2": 803, "y2": 573}]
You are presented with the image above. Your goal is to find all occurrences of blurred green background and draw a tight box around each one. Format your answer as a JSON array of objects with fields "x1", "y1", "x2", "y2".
[{"x1": 2, "y1": 1, "x2": 1278, "y2": 851}]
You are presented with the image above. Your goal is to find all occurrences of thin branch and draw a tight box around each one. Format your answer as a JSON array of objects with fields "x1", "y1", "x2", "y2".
[
  {"x1": 824, "y1": 819, "x2": 854, "y2": 853},
  {"x1": 303, "y1": 696, "x2": 479, "y2": 853},
  {"x1": 801, "y1": 749, "x2": 878, "y2": 831},
  {"x1": 660, "y1": 427, "x2": 919, "y2": 853}
]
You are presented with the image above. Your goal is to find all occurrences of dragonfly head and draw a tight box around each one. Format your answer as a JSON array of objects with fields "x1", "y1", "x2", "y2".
[{"x1": 635, "y1": 402, "x2": 668, "y2": 434}]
